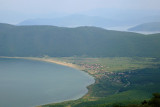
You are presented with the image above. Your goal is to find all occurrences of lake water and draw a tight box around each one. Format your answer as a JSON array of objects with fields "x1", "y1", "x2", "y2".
[{"x1": 0, "y1": 58, "x2": 94, "y2": 107}]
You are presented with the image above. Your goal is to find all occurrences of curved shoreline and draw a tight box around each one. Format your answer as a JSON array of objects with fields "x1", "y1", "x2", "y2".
[
  {"x1": 0, "y1": 56, "x2": 95, "y2": 107},
  {"x1": 0, "y1": 56, "x2": 80, "y2": 69}
]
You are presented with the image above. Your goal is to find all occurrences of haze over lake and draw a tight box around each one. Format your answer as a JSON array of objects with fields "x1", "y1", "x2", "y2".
[{"x1": 0, "y1": 58, "x2": 94, "y2": 107}]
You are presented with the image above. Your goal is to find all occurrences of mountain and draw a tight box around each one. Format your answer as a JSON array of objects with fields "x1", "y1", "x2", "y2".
[
  {"x1": 18, "y1": 15, "x2": 117, "y2": 27},
  {"x1": 128, "y1": 22, "x2": 160, "y2": 32},
  {"x1": 0, "y1": 23, "x2": 160, "y2": 57},
  {"x1": 17, "y1": 9, "x2": 160, "y2": 28}
]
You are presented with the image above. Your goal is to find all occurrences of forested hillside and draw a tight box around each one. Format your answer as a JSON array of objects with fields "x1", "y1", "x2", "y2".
[{"x1": 1, "y1": 23, "x2": 160, "y2": 57}]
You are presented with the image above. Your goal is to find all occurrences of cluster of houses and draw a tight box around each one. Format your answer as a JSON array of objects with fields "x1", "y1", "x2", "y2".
[{"x1": 80, "y1": 63, "x2": 105, "y2": 74}]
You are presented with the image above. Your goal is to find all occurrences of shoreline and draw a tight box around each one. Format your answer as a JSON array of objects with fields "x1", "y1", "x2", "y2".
[
  {"x1": 0, "y1": 56, "x2": 95, "y2": 107},
  {"x1": 0, "y1": 56, "x2": 80, "y2": 70}
]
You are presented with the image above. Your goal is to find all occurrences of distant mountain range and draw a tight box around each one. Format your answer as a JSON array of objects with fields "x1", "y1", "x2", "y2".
[
  {"x1": 128, "y1": 22, "x2": 160, "y2": 32},
  {"x1": 1, "y1": 23, "x2": 160, "y2": 57},
  {"x1": 18, "y1": 15, "x2": 121, "y2": 27},
  {"x1": 18, "y1": 13, "x2": 160, "y2": 28}
]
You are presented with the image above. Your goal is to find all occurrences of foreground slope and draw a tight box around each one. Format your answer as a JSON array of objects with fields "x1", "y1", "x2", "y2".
[
  {"x1": 0, "y1": 23, "x2": 160, "y2": 57},
  {"x1": 41, "y1": 57, "x2": 160, "y2": 107}
]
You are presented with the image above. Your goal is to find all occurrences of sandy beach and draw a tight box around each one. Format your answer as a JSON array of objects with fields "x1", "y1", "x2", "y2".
[{"x1": 0, "y1": 56, "x2": 80, "y2": 70}]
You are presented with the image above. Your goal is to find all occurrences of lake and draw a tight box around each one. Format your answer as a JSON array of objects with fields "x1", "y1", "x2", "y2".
[{"x1": 0, "y1": 58, "x2": 94, "y2": 107}]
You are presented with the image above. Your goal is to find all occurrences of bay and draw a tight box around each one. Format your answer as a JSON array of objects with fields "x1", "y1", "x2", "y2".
[{"x1": 0, "y1": 58, "x2": 94, "y2": 107}]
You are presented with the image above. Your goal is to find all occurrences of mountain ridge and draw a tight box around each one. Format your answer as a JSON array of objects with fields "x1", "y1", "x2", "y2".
[
  {"x1": 0, "y1": 23, "x2": 160, "y2": 57},
  {"x1": 128, "y1": 22, "x2": 160, "y2": 32}
]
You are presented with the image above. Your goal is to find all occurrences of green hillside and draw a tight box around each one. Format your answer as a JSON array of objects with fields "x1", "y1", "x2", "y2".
[
  {"x1": 41, "y1": 57, "x2": 160, "y2": 107},
  {"x1": 0, "y1": 23, "x2": 160, "y2": 57}
]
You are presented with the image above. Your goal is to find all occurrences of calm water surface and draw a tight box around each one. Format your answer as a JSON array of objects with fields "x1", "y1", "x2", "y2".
[{"x1": 0, "y1": 58, "x2": 94, "y2": 107}]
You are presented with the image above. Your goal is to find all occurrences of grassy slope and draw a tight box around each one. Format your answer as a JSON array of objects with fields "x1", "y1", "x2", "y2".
[{"x1": 41, "y1": 57, "x2": 160, "y2": 107}]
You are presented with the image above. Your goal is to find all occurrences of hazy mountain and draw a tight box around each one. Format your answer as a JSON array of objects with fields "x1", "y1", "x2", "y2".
[
  {"x1": 85, "y1": 9, "x2": 160, "y2": 25},
  {"x1": 18, "y1": 9, "x2": 160, "y2": 28},
  {"x1": 18, "y1": 15, "x2": 117, "y2": 27},
  {"x1": 1, "y1": 23, "x2": 160, "y2": 57},
  {"x1": 128, "y1": 22, "x2": 160, "y2": 32}
]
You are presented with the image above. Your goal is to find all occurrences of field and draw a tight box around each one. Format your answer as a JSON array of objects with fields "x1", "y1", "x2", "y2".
[{"x1": 41, "y1": 57, "x2": 160, "y2": 107}]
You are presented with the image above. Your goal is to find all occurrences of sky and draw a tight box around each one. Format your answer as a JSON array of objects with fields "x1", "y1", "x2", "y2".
[{"x1": 1, "y1": 0, "x2": 160, "y2": 24}]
